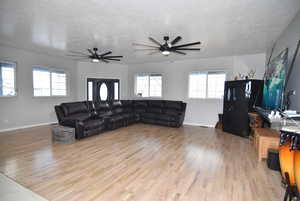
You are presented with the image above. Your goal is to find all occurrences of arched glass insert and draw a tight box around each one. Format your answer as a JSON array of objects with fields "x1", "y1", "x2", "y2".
[{"x1": 99, "y1": 83, "x2": 108, "y2": 101}]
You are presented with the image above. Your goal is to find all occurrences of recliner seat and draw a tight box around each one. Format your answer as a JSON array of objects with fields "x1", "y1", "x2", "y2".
[{"x1": 55, "y1": 100, "x2": 186, "y2": 140}]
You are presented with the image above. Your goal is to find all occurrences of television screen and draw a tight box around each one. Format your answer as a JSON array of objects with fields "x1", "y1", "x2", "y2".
[{"x1": 262, "y1": 48, "x2": 288, "y2": 110}]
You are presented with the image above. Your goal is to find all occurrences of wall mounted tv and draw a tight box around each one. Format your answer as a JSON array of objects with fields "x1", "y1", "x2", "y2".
[{"x1": 262, "y1": 48, "x2": 288, "y2": 110}]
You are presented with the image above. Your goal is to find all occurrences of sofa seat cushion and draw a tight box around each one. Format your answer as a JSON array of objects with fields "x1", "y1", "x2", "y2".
[
  {"x1": 142, "y1": 113, "x2": 179, "y2": 121},
  {"x1": 98, "y1": 111, "x2": 113, "y2": 118},
  {"x1": 109, "y1": 115, "x2": 126, "y2": 122},
  {"x1": 164, "y1": 109, "x2": 181, "y2": 116},
  {"x1": 147, "y1": 107, "x2": 162, "y2": 113},
  {"x1": 157, "y1": 114, "x2": 179, "y2": 121},
  {"x1": 82, "y1": 119, "x2": 105, "y2": 130},
  {"x1": 122, "y1": 113, "x2": 135, "y2": 119},
  {"x1": 112, "y1": 107, "x2": 124, "y2": 115},
  {"x1": 135, "y1": 107, "x2": 146, "y2": 113},
  {"x1": 142, "y1": 113, "x2": 157, "y2": 119}
]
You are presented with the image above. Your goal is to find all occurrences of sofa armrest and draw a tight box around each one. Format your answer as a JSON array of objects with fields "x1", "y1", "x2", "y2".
[
  {"x1": 60, "y1": 119, "x2": 85, "y2": 139},
  {"x1": 178, "y1": 103, "x2": 187, "y2": 126}
]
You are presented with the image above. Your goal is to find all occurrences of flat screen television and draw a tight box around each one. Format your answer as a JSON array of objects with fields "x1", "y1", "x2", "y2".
[{"x1": 262, "y1": 48, "x2": 289, "y2": 110}]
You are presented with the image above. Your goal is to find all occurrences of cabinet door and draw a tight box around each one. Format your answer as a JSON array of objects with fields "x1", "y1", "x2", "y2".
[{"x1": 223, "y1": 81, "x2": 249, "y2": 137}]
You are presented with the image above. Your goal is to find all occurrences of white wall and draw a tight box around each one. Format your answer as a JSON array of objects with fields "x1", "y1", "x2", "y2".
[
  {"x1": 0, "y1": 44, "x2": 264, "y2": 131},
  {"x1": 266, "y1": 10, "x2": 300, "y2": 111},
  {"x1": 76, "y1": 62, "x2": 128, "y2": 100},
  {"x1": 0, "y1": 45, "x2": 77, "y2": 131},
  {"x1": 128, "y1": 53, "x2": 266, "y2": 126}
]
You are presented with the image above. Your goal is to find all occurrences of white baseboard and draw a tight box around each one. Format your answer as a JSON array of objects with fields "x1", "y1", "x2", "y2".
[
  {"x1": 0, "y1": 122, "x2": 57, "y2": 133},
  {"x1": 183, "y1": 122, "x2": 214, "y2": 128}
]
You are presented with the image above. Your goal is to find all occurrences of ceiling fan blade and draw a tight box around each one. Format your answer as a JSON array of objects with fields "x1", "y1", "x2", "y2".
[
  {"x1": 132, "y1": 43, "x2": 158, "y2": 48},
  {"x1": 149, "y1": 37, "x2": 162, "y2": 46},
  {"x1": 103, "y1": 56, "x2": 123, "y2": 58},
  {"x1": 100, "y1": 51, "x2": 112, "y2": 57},
  {"x1": 148, "y1": 51, "x2": 161, "y2": 55},
  {"x1": 72, "y1": 58, "x2": 91, "y2": 61},
  {"x1": 173, "y1": 50, "x2": 186, "y2": 55},
  {"x1": 175, "y1": 48, "x2": 201, "y2": 51},
  {"x1": 173, "y1": 42, "x2": 201, "y2": 48},
  {"x1": 66, "y1": 54, "x2": 89, "y2": 57},
  {"x1": 134, "y1": 48, "x2": 158, "y2": 51},
  {"x1": 102, "y1": 59, "x2": 109, "y2": 63},
  {"x1": 171, "y1": 36, "x2": 182, "y2": 45},
  {"x1": 87, "y1": 49, "x2": 94, "y2": 55},
  {"x1": 105, "y1": 58, "x2": 121, "y2": 61},
  {"x1": 69, "y1": 51, "x2": 89, "y2": 56}
]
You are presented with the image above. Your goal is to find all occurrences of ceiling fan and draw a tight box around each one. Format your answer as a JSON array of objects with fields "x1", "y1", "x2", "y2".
[
  {"x1": 66, "y1": 48, "x2": 123, "y2": 63},
  {"x1": 133, "y1": 36, "x2": 201, "y2": 56}
]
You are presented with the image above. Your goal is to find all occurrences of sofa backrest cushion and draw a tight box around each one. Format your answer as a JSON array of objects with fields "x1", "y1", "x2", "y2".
[
  {"x1": 61, "y1": 102, "x2": 89, "y2": 116},
  {"x1": 94, "y1": 102, "x2": 110, "y2": 111},
  {"x1": 148, "y1": 100, "x2": 164, "y2": 108},
  {"x1": 121, "y1": 100, "x2": 133, "y2": 113},
  {"x1": 134, "y1": 100, "x2": 148, "y2": 107},
  {"x1": 164, "y1": 101, "x2": 183, "y2": 110},
  {"x1": 111, "y1": 101, "x2": 124, "y2": 114}
]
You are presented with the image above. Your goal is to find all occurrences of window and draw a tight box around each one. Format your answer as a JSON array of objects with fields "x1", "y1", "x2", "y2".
[
  {"x1": 189, "y1": 72, "x2": 226, "y2": 99},
  {"x1": 0, "y1": 61, "x2": 16, "y2": 97},
  {"x1": 33, "y1": 67, "x2": 67, "y2": 97},
  {"x1": 135, "y1": 74, "x2": 162, "y2": 97},
  {"x1": 51, "y1": 71, "x2": 67, "y2": 96}
]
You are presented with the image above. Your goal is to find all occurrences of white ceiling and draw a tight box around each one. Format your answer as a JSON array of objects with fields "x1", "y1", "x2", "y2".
[{"x1": 0, "y1": 0, "x2": 299, "y2": 64}]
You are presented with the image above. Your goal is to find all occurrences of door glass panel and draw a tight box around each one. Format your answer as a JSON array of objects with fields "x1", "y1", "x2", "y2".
[
  {"x1": 99, "y1": 83, "x2": 108, "y2": 101},
  {"x1": 88, "y1": 81, "x2": 93, "y2": 101},
  {"x1": 114, "y1": 82, "x2": 119, "y2": 100}
]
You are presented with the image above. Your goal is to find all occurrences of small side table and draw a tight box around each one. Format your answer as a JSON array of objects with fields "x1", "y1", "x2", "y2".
[
  {"x1": 248, "y1": 112, "x2": 263, "y2": 143},
  {"x1": 52, "y1": 124, "x2": 75, "y2": 144},
  {"x1": 253, "y1": 128, "x2": 280, "y2": 161}
]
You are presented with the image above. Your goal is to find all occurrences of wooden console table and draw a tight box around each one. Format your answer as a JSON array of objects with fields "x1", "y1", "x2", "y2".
[{"x1": 253, "y1": 128, "x2": 280, "y2": 161}]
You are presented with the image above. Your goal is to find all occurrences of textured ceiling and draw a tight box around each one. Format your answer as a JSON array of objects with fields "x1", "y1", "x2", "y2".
[{"x1": 0, "y1": 0, "x2": 300, "y2": 64}]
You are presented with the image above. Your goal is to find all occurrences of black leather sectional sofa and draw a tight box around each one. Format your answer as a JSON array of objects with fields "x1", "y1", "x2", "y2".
[{"x1": 55, "y1": 100, "x2": 186, "y2": 139}]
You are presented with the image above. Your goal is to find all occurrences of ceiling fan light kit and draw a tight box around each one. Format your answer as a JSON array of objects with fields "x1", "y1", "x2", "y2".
[{"x1": 133, "y1": 35, "x2": 201, "y2": 56}]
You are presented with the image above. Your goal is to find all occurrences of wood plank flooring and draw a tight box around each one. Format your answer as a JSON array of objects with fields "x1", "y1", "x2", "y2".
[{"x1": 0, "y1": 124, "x2": 283, "y2": 201}]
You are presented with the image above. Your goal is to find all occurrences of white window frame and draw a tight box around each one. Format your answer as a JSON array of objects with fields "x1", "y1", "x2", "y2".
[
  {"x1": 134, "y1": 73, "x2": 163, "y2": 98},
  {"x1": 32, "y1": 66, "x2": 68, "y2": 97},
  {"x1": 188, "y1": 71, "x2": 226, "y2": 99},
  {"x1": 0, "y1": 60, "x2": 17, "y2": 98}
]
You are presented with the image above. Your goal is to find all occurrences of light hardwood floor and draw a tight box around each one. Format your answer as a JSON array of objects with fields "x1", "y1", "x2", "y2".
[{"x1": 0, "y1": 124, "x2": 283, "y2": 201}]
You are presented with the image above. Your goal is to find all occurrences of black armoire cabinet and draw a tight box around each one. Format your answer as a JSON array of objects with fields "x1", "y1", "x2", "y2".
[{"x1": 222, "y1": 80, "x2": 263, "y2": 137}]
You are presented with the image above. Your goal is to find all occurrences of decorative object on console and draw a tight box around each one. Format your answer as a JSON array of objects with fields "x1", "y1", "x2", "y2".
[
  {"x1": 133, "y1": 36, "x2": 201, "y2": 56},
  {"x1": 66, "y1": 48, "x2": 123, "y2": 63}
]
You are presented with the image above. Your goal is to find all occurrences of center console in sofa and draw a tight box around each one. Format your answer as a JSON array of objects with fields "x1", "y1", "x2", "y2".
[{"x1": 55, "y1": 100, "x2": 186, "y2": 139}]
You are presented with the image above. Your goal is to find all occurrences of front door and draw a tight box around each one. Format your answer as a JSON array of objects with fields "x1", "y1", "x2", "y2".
[{"x1": 87, "y1": 78, "x2": 119, "y2": 102}]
